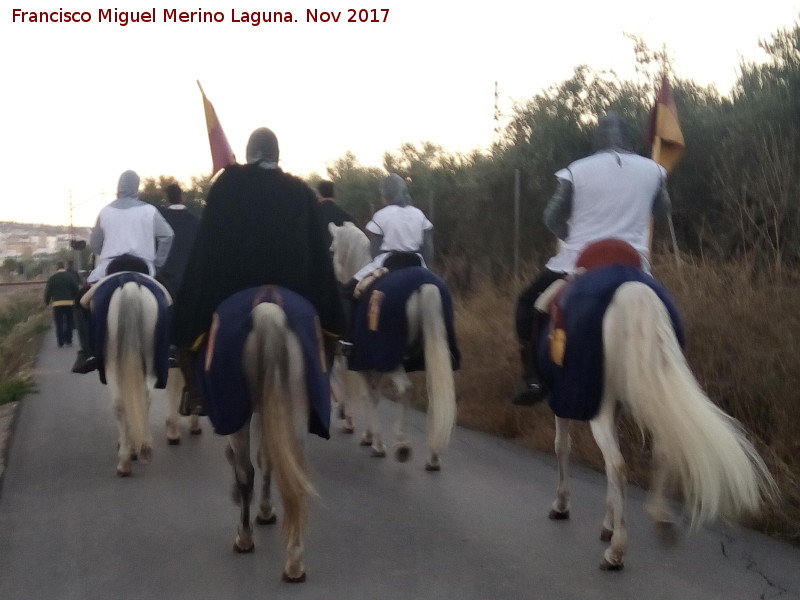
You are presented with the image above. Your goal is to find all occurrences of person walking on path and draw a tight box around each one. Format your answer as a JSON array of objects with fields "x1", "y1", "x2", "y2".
[{"x1": 44, "y1": 261, "x2": 80, "y2": 348}]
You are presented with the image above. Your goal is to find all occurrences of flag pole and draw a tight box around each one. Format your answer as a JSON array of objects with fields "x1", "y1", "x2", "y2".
[
  {"x1": 652, "y1": 135, "x2": 682, "y2": 271},
  {"x1": 667, "y1": 212, "x2": 681, "y2": 270}
]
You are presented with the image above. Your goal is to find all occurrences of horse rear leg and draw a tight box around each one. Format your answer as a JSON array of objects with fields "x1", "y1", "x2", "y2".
[
  {"x1": 254, "y1": 426, "x2": 277, "y2": 525},
  {"x1": 647, "y1": 445, "x2": 679, "y2": 545},
  {"x1": 590, "y1": 396, "x2": 628, "y2": 571},
  {"x1": 388, "y1": 369, "x2": 413, "y2": 463},
  {"x1": 549, "y1": 416, "x2": 571, "y2": 519},
  {"x1": 363, "y1": 374, "x2": 386, "y2": 457},
  {"x1": 165, "y1": 370, "x2": 201, "y2": 445},
  {"x1": 331, "y1": 355, "x2": 356, "y2": 434},
  {"x1": 114, "y1": 399, "x2": 133, "y2": 477},
  {"x1": 165, "y1": 371, "x2": 182, "y2": 445},
  {"x1": 227, "y1": 423, "x2": 255, "y2": 553}
]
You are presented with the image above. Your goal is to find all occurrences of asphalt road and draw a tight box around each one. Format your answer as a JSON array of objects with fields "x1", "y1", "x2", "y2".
[{"x1": 1, "y1": 337, "x2": 798, "y2": 600}]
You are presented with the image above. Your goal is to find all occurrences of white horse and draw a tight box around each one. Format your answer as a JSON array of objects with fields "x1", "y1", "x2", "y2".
[
  {"x1": 81, "y1": 274, "x2": 169, "y2": 477},
  {"x1": 328, "y1": 222, "x2": 457, "y2": 471},
  {"x1": 544, "y1": 279, "x2": 776, "y2": 570},
  {"x1": 209, "y1": 294, "x2": 316, "y2": 583}
]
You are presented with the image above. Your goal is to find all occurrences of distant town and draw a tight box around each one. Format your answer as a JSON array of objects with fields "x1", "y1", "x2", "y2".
[{"x1": 0, "y1": 221, "x2": 92, "y2": 260}]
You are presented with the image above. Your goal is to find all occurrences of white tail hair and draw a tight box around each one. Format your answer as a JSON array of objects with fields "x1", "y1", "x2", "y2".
[
  {"x1": 251, "y1": 303, "x2": 315, "y2": 544},
  {"x1": 418, "y1": 284, "x2": 456, "y2": 454},
  {"x1": 112, "y1": 282, "x2": 152, "y2": 454},
  {"x1": 603, "y1": 282, "x2": 777, "y2": 527}
]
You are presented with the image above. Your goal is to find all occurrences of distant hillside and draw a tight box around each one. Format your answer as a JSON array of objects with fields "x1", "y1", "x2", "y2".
[{"x1": 0, "y1": 222, "x2": 92, "y2": 238}]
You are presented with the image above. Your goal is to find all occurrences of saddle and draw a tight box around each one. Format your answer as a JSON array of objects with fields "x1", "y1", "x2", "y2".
[
  {"x1": 106, "y1": 253, "x2": 150, "y2": 276},
  {"x1": 349, "y1": 267, "x2": 460, "y2": 373},
  {"x1": 199, "y1": 286, "x2": 332, "y2": 438},
  {"x1": 536, "y1": 239, "x2": 683, "y2": 421},
  {"x1": 81, "y1": 271, "x2": 172, "y2": 388},
  {"x1": 537, "y1": 239, "x2": 642, "y2": 366},
  {"x1": 353, "y1": 252, "x2": 425, "y2": 299}
]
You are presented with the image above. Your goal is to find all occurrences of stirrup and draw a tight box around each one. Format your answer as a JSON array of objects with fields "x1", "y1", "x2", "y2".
[
  {"x1": 168, "y1": 345, "x2": 178, "y2": 369},
  {"x1": 338, "y1": 340, "x2": 354, "y2": 357},
  {"x1": 71, "y1": 353, "x2": 97, "y2": 374},
  {"x1": 511, "y1": 380, "x2": 547, "y2": 406}
]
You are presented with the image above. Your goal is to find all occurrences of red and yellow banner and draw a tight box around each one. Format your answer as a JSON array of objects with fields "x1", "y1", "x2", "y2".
[
  {"x1": 197, "y1": 80, "x2": 236, "y2": 176},
  {"x1": 647, "y1": 75, "x2": 685, "y2": 175}
]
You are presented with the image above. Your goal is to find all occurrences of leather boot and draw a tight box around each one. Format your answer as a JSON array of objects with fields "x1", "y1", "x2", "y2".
[
  {"x1": 511, "y1": 341, "x2": 547, "y2": 406},
  {"x1": 177, "y1": 347, "x2": 206, "y2": 416},
  {"x1": 71, "y1": 303, "x2": 97, "y2": 374}
]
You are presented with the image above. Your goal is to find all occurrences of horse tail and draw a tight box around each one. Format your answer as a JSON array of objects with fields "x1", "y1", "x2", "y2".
[
  {"x1": 419, "y1": 283, "x2": 456, "y2": 455},
  {"x1": 252, "y1": 303, "x2": 315, "y2": 545},
  {"x1": 114, "y1": 282, "x2": 152, "y2": 454},
  {"x1": 604, "y1": 281, "x2": 776, "y2": 527}
]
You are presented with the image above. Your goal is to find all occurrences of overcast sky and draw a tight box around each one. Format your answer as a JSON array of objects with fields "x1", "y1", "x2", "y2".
[{"x1": 2, "y1": 1, "x2": 798, "y2": 227}]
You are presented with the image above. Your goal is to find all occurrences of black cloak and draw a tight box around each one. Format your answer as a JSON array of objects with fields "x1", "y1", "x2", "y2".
[{"x1": 172, "y1": 164, "x2": 345, "y2": 347}]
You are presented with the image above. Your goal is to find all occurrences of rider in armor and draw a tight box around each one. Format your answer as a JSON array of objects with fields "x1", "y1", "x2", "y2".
[
  {"x1": 353, "y1": 173, "x2": 433, "y2": 281},
  {"x1": 339, "y1": 173, "x2": 434, "y2": 355},
  {"x1": 72, "y1": 170, "x2": 174, "y2": 374},
  {"x1": 512, "y1": 111, "x2": 671, "y2": 405},
  {"x1": 171, "y1": 127, "x2": 345, "y2": 414}
]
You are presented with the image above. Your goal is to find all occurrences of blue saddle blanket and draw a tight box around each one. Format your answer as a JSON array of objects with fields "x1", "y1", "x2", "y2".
[
  {"x1": 348, "y1": 267, "x2": 460, "y2": 373},
  {"x1": 87, "y1": 272, "x2": 171, "y2": 389},
  {"x1": 538, "y1": 264, "x2": 684, "y2": 421},
  {"x1": 200, "y1": 286, "x2": 331, "y2": 438}
]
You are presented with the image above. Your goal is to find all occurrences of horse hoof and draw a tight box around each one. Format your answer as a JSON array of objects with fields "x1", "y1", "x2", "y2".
[
  {"x1": 282, "y1": 571, "x2": 306, "y2": 583},
  {"x1": 371, "y1": 448, "x2": 386, "y2": 458},
  {"x1": 548, "y1": 509, "x2": 570, "y2": 520},
  {"x1": 117, "y1": 469, "x2": 132, "y2": 478},
  {"x1": 395, "y1": 446, "x2": 411, "y2": 462},
  {"x1": 600, "y1": 528, "x2": 613, "y2": 542},
  {"x1": 424, "y1": 462, "x2": 441, "y2": 472},
  {"x1": 256, "y1": 513, "x2": 277, "y2": 525},
  {"x1": 167, "y1": 437, "x2": 180, "y2": 446},
  {"x1": 359, "y1": 438, "x2": 372, "y2": 447},
  {"x1": 233, "y1": 541, "x2": 255, "y2": 554},
  {"x1": 189, "y1": 427, "x2": 202, "y2": 436},
  {"x1": 341, "y1": 425, "x2": 355, "y2": 434},
  {"x1": 600, "y1": 559, "x2": 624, "y2": 571}
]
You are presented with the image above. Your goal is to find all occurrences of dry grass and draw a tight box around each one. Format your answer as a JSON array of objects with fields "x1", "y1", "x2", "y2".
[
  {"x1": 0, "y1": 289, "x2": 49, "y2": 405},
  {"x1": 447, "y1": 255, "x2": 800, "y2": 544}
]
